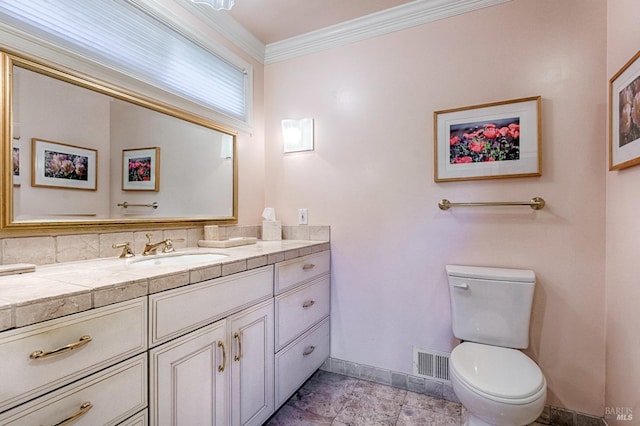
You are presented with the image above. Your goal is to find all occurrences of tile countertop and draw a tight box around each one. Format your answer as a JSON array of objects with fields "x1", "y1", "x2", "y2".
[{"x1": 0, "y1": 240, "x2": 330, "y2": 332}]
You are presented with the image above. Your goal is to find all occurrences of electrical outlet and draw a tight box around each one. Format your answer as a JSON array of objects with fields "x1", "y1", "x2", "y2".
[{"x1": 298, "y1": 208, "x2": 308, "y2": 225}]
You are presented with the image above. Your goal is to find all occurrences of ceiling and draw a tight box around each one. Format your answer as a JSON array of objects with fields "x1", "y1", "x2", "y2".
[{"x1": 227, "y1": 0, "x2": 416, "y2": 44}]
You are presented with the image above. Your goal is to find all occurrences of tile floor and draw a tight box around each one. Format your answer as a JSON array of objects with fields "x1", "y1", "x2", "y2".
[
  {"x1": 265, "y1": 370, "x2": 465, "y2": 425},
  {"x1": 265, "y1": 370, "x2": 551, "y2": 426}
]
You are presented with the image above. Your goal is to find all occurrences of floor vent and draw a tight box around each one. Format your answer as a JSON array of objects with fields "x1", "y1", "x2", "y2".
[{"x1": 413, "y1": 347, "x2": 450, "y2": 382}]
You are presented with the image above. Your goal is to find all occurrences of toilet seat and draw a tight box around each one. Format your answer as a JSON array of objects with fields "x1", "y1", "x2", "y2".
[{"x1": 450, "y1": 342, "x2": 545, "y2": 404}]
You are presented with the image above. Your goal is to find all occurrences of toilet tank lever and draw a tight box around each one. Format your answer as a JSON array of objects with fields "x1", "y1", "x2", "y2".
[{"x1": 452, "y1": 283, "x2": 469, "y2": 289}]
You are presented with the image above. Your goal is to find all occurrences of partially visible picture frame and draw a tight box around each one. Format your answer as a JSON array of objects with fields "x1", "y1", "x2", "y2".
[
  {"x1": 31, "y1": 138, "x2": 97, "y2": 191},
  {"x1": 12, "y1": 140, "x2": 20, "y2": 186},
  {"x1": 609, "y1": 50, "x2": 640, "y2": 171},
  {"x1": 434, "y1": 96, "x2": 541, "y2": 182},
  {"x1": 122, "y1": 147, "x2": 160, "y2": 191}
]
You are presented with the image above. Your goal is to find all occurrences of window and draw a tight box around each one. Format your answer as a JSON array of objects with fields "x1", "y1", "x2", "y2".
[{"x1": 0, "y1": 0, "x2": 248, "y2": 122}]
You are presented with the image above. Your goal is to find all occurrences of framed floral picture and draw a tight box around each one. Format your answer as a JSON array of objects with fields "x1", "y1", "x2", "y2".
[
  {"x1": 31, "y1": 138, "x2": 97, "y2": 190},
  {"x1": 610, "y1": 50, "x2": 640, "y2": 170},
  {"x1": 12, "y1": 140, "x2": 20, "y2": 186},
  {"x1": 434, "y1": 96, "x2": 541, "y2": 182},
  {"x1": 122, "y1": 147, "x2": 160, "y2": 191}
]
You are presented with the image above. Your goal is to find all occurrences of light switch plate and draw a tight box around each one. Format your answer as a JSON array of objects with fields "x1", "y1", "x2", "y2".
[{"x1": 298, "y1": 208, "x2": 308, "y2": 225}]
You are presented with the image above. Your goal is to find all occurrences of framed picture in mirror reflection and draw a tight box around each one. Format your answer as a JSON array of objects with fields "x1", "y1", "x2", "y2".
[
  {"x1": 12, "y1": 140, "x2": 20, "y2": 186},
  {"x1": 31, "y1": 138, "x2": 97, "y2": 191},
  {"x1": 122, "y1": 147, "x2": 160, "y2": 191}
]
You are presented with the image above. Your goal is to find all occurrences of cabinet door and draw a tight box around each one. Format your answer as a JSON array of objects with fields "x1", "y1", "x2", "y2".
[
  {"x1": 150, "y1": 320, "x2": 228, "y2": 426},
  {"x1": 228, "y1": 299, "x2": 274, "y2": 426}
]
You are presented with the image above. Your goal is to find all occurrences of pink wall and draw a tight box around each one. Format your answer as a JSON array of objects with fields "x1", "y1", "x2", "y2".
[
  {"x1": 264, "y1": 0, "x2": 607, "y2": 415},
  {"x1": 236, "y1": 64, "x2": 267, "y2": 225},
  {"x1": 605, "y1": 0, "x2": 640, "y2": 422}
]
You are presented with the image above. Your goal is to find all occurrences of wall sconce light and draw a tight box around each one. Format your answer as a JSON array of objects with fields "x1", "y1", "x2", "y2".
[{"x1": 281, "y1": 118, "x2": 314, "y2": 153}]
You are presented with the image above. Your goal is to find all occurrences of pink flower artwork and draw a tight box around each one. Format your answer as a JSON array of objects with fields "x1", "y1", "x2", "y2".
[{"x1": 449, "y1": 117, "x2": 520, "y2": 165}]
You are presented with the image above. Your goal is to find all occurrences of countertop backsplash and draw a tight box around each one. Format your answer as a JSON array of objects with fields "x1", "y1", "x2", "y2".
[{"x1": 0, "y1": 225, "x2": 330, "y2": 266}]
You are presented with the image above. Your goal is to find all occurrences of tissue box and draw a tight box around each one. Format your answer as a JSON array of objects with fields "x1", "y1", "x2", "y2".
[{"x1": 262, "y1": 220, "x2": 282, "y2": 241}]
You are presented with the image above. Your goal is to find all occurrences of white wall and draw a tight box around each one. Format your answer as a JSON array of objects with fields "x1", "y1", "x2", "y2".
[
  {"x1": 14, "y1": 67, "x2": 111, "y2": 219},
  {"x1": 264, "y1": 0, "x2": 607, "y2": 415},
  {"x1": 605, "y1": 0, "x2": 640, "y2": 423},
  {"x1": 109, "y1": 100, "x2": 234, "y2": 218}
]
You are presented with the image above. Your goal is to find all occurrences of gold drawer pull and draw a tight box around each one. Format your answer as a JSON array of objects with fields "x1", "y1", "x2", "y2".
[
  {"x1": 302, "y1": 300, "x2": 315, "y2": 308},
  {"x1": 30, "y1": 335, "x2": 92, "y2": 360},
  {"x1": 52, "y1": 401, "x2": 93, "y2": 426},
  {"x1": 218, "y1": 341, "x2": 226, "y2": 372},
  {"x1": 233, "y1": 332, "x2": 242, "y2": 362},
  {"x1": 302, "y1": 263, "x2": 315, "y2": 270},
  {"x1": 302, "y1": 346, "x2": 316, "y2": 356}
]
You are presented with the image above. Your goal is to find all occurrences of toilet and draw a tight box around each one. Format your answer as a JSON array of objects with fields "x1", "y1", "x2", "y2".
[{"x1": 446, "y1": 265, "x2": 546, "y2": 426}]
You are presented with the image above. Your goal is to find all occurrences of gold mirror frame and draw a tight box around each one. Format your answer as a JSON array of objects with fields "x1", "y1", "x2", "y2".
[{"x1": 1, "y1": 51, "x2": 238, "y2": 236}]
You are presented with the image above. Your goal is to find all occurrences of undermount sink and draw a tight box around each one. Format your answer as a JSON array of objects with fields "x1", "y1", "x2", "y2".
[{"x1": 127, "y1": 252, "x2": 228, "y2": 267}]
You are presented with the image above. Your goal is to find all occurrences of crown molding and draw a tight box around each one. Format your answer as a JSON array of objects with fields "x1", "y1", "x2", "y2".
[
  {"x1": 174, "y1": 0, "x2": 265, "y2": 63},
  {"x1": 174, "y1": 0, "x2": 511, "y2": 64},
  {"x1": 264, "y1": 0, "x2": 512, "y2": 64}
]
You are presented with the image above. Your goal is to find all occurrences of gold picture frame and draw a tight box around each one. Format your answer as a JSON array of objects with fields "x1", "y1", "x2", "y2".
[
  {"x1": 31, "y1": 138, "x2": 97, "y2": 191},
  {"x1": 609, "y1": 50, "x2": 640, "y2": 171},
  {"x1": 434, "y1": 96, "x2": 541, "y2": 182},
  {"x1": 122, "y1": 147, "x2": 160, "y2": 191}
]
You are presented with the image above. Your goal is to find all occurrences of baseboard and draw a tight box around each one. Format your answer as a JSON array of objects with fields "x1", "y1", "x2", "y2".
[{"x1": 320, "y1": 357, "x2": 606, "y2": 426}]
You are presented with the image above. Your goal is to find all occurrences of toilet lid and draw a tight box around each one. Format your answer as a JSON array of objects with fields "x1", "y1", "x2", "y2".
[{"x1": 450, "y1": 342, "x2": 545, "y2": 400}]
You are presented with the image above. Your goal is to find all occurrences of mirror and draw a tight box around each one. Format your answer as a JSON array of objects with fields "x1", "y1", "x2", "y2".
[{"x1": 2, "y1": 51, "x2": 237, "y2": 234}]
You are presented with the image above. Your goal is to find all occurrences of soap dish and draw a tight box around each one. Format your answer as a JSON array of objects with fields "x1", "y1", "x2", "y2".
[
  {"x1": 0, "y1": 263, "x2": 37, "y2": 276},
  {"x1": 198, "y1": 237, "x2": 257, "y2": 248}
]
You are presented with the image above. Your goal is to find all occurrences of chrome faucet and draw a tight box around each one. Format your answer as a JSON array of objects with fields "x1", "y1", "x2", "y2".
[{"x1": 142, "y1": 233, "x2": 176, "y2": 256}]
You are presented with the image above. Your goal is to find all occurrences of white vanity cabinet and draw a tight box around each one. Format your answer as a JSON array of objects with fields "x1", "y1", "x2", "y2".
[
  {"x1": 228, "y1": 299, "x2": 274, "y2": 426},
  {"x1": 0, "y1": 354, "x2": 148, "y2": 426},
  {"x1": 274, "y1": 251, "x2": 331, "y2": 408},
  {"x1": 0, "y1": 243, "x2": 331, "y2": 426},
  {"x1": 150, "y1": 318, "x2": 228, "y2": 425},
  {"x1": 148, "y1": 266, "x2": 275, "y2": 426},
  {"x1": 0, "y1": 297, "x2": 148, "y2": 424},
  {"x1": 148, "y1": 266, "x2": 273, "y2": 348}
]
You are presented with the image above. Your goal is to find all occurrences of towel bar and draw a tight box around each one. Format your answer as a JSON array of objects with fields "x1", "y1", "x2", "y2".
[{"x1": 438, "y1": 197, "x2": 545, "y2": 211}]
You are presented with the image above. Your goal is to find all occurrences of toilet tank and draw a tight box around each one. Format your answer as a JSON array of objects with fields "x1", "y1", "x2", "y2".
[{"x1": 446, "y1": 265, "x2": 535, "y2": 349}]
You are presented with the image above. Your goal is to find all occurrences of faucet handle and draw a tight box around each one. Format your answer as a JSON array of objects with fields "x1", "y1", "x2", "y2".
[
  {"x1": 145, "y1": 233, "x2": 153, "y2": 243},
  {"x1": 162, "y1": 238, "x2": 185, "y2": 253},
  {"x1": 163, "y1": 239, "x2": 175, "y2": 253},
  {"x1": 112, "y1": 242, "x2": 135, "y2": 258}
]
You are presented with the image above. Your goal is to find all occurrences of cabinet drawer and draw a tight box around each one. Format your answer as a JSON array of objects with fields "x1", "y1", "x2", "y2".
[
  {"x1": 275, "y1": 276, "x2": 330, "y2": 351},
  {"x1": 118, "y1": 409, "x2": 148, "y2": 426},
  {"x1": 275, "y1": 318, "x2": 330, "y2": 407},
  {"x1": 0, "y1": 353, "x2": 147, "y2": 426},
  {"x1": 275, "y1": 251, "x2": 330, "y2": 294},
  {"x1": 0, "y1": 298, "x2": 147, "y2": 412},
  {"x1": 150, "y1": 266, "x2": 273, "y2": 346}
]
